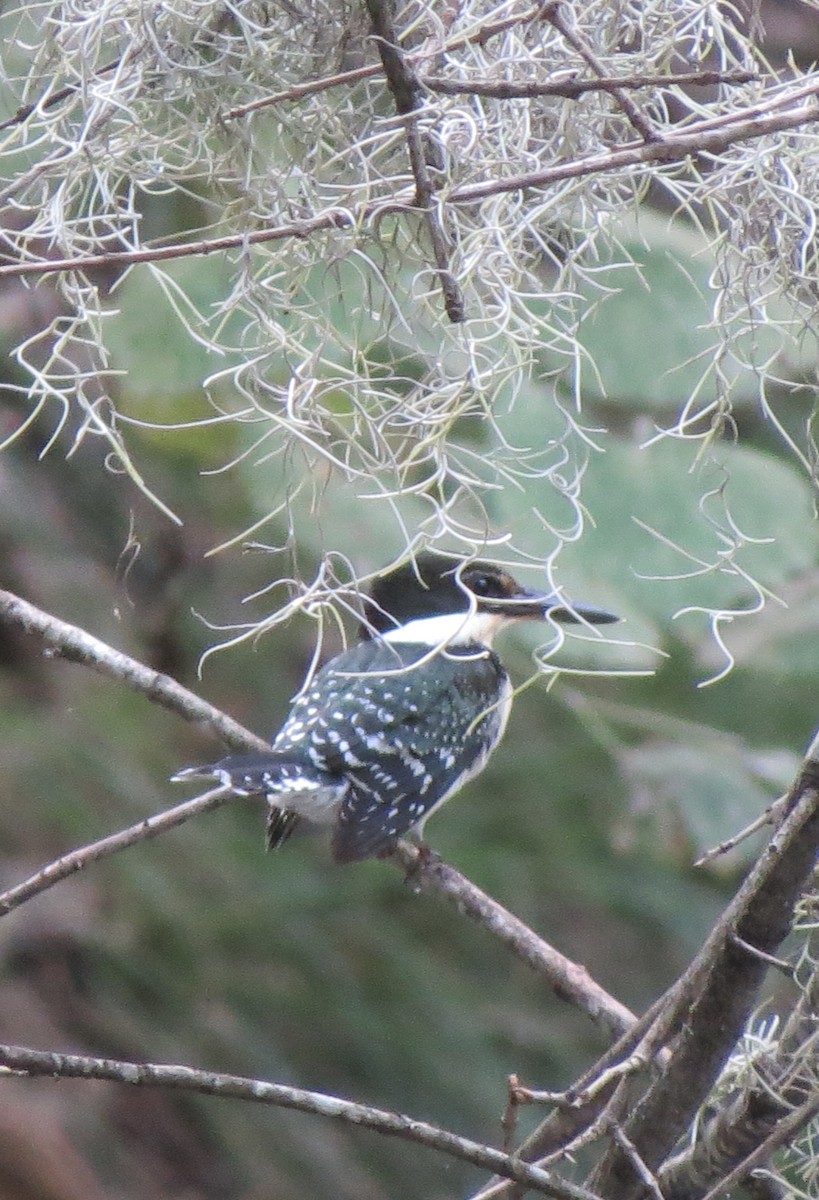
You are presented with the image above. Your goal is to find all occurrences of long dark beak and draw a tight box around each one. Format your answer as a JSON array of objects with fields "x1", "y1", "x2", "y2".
[
  {"x1": 544, "y1": 597, "x2": 620, "y2": 625},
  {"x1": 483, "y1": 587, "x2": 619, "y2": 625}
]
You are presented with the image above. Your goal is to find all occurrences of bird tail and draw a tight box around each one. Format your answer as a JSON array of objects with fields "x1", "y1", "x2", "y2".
[
  {"x1": 172, "y1": 753, "x2": 344, "y2": 852},
  {"x1": 171, "y1": 751, "x2": 291, "y2": 795},
  {"x1": 266, "y1": 807, "x2": 301, "y2": 850}
]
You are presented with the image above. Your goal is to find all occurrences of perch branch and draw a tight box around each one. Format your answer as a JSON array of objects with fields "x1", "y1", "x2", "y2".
[{"x1": 391, "y1": 841, "x2": 637, "y2": 1041}]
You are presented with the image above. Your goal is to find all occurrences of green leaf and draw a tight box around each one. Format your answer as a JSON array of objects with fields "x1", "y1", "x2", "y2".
[
  {"x1": 620, "y1": 738, "x2": 788, "y2": 858},
  {"x1": 538, "y1": 212, "x2": 782, "y2": 409},
  {"x1": 500, "y1": 435, "x2": 819, "y2": 628}
]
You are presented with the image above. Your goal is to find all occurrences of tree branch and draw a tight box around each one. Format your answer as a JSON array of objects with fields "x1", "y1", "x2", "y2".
[
  {"x1": 0, "y1": 588, "x2": 269, "y2": 752},
  {"x1": 364, "y1": 0, "x2": 464, "y2": 322},
  {"x1": 0, "y1": 1042, "x2": 601, "y2": 1200},
  {"x1": 2, "y1": 88, "x2": 816, "y2": 282},
  {"x1": 391, "y1": 842, "x2": 637, "y2": 1042},
  {"x1": 470, "y1": 736, "x2": 819, "y2": 1200},
  {"x1": 592, "y1": 736, "x2": 819, "y2": 1198},
  {"x1": 0, "y1": 786, "x2": 235, "y2": 916},
  {"x1": 421, "y1": 70, "x2": 758, "y2": 101},
  {"x1": 658, "y1": 945, "x2": 819, "y2": 1199}
]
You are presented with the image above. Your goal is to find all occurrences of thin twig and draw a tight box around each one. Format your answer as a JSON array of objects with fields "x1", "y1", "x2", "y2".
[
  {"x1": 607, "y1": 1123, "x2": 665, "y2": 1200},
  {"x1": 0, "y1": 787, "x2": 235, "y2": 916},
  {"x1": 543, "y1": 2, "x2": 659, "y2": 143},
  {"x1": 467, "y1": 994, "x2": 672, "y2": 1200},
  {"x1": 695, "y1": 799, "x2": 784, "y2": 866},
  {"x1": 0, "y1": 1043, "x2": 600, "y2": 1200},
  {"x1": 227, "y1": 63, "x2": 383, "y2": 116},
  {"x1": 478, "y1": 1085, "x2": 632, "y2": 1200},
  {"x1": 729, "y1": 933, "x2": 795, "y2": 978},
  {"x1": 422, "y1": 69, "x2": 758, "y2": 101},
  {"x1": 0, "y1": 58, "x2": 121, "y2": 132},
  {"x1": 2, "y1": 93, "x2": 816, "y2": 281}
]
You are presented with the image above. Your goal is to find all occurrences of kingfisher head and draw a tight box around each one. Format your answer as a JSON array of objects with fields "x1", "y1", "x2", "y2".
[{"x1": 361, "y1": 552, "x2": 618, "y2": 646}]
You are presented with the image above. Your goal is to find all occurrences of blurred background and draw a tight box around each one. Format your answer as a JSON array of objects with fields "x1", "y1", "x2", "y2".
[{"x1": 2, "y1": 1, "x2": 819, "y2": 1198}]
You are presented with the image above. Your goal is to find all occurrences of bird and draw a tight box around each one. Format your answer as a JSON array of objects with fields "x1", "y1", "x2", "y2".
[{"x1": 173, "y1": 553, "x2": 618, "y2": 864}]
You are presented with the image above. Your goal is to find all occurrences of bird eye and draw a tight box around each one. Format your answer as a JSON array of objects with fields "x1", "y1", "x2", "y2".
[{"x1": 465, "y1": 571, "x2": 505, "y2": 598}]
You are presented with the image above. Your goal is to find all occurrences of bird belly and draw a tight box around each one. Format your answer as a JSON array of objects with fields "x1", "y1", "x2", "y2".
[
  {"x1": 408, "y1": 672, "x2": 514, "y2": 836},
  {"x1": 263, "y1": 770, "x2": 347, "y2": 825}
]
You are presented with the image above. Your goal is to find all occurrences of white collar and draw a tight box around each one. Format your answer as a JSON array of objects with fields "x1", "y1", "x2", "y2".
[{"x1": 382, "y1": 610, "x2": 506, "y2": 647}]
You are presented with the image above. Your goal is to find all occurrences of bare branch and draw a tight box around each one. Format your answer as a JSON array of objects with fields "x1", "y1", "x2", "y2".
[
  {"x1": 608, "y1": 1123, "x2": 665, "y2": 1200},
  {"x1": 364, "y1": 0, "x2": 464, "y2": 321},
  {"x1": 422, "y1": 69, "x2": 759, "y2": 101},
  {"x1": 391, "y1": 843, "x2": 638, "y2": 1041},
  {"x1": 473, "y1": 736, "x2": 819, "y2": 1200},
  {"x1": 0, "y1": 786, "x2": 238, "y2": 916},
  {"x1": 469, "y1": 985, "x2": 680, "y2": 1200},
  {"x1": 0, "y1": 1042, "x2": 600, "y2": 1200},
  {"x1": 694, "y1": 799, "x2": 784, "y2": 867},
  {"x1": 0, "y1": 589, "x2": 269, "y2": 752},
  {"x1": 0, "y1": 210, "x2": 359, "y2": 278},
  {"x1": 658, "y1": 946, "x2": 819, "y2": 1199},
  {"x1": 592, "y1": 737, "x2": 819, "y2": 1199}
]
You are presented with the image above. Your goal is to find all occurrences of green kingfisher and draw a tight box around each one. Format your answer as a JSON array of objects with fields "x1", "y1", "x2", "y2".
[{"x1": 173, "y1": 553, "x2": 618, "y2": 863}]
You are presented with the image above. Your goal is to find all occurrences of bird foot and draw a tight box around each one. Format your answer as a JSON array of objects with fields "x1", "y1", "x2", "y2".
[{"x1": 400, "y1": 840, "x2": 441, "y2": 893}]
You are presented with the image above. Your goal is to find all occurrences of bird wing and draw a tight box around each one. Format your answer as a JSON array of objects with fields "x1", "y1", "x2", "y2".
[{"x1": 275, "y1": 639, "x2": 507, "y2": 863}]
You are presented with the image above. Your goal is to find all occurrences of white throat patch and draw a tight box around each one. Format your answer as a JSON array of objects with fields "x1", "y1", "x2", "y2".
[{"x1": 382, "y1": 609, "x2": 506, "y2": 647}]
